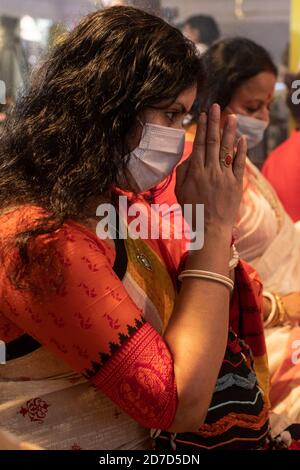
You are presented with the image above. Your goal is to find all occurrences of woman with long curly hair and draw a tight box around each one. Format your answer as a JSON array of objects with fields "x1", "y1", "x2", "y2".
[{"x1": 0, "y1": 6, "x2": 272, "y2": 450}]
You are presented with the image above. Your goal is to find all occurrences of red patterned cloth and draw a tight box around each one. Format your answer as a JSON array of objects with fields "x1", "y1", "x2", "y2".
[
  {"x1": 0, "y1": 204, "x2": 177, "y2": 430},
  {"x1": 91, "y1": 323, "x2": 177, "y2": 429}
]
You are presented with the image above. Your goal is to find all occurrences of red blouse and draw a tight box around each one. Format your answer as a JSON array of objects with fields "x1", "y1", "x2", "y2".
[
  {"x1": 262, "y1": 131, "x2": 300, "y2": 222},
  {"x1": 0, "y1": 204, "x2": 177, "y2": 430}
]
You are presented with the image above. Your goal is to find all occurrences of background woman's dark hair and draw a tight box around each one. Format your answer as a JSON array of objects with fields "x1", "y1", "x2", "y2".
[
  {"x1": 0, "y1": 5, "x2": 203, "y2": 290},
  {"x1": 184, "y1": 15, "x2": 220, "y2": 46},
  {"x1": 199, "y1": 37, "x2": 278, "y2": 113},
  {"x1": 127, "y1": 0, "x2": 162, "y2": 16}
]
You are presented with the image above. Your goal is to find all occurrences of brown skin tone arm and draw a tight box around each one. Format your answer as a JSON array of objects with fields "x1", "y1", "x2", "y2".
[{"x1": 162, "y1": 105, "x2": 247, "y2": 432}]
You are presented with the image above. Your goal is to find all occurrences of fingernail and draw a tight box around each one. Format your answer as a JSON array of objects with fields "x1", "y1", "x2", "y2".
[
  {"x1": 226, "y1": 114, "x2": 237, "y2": 129},
  {"x1": 228, "y1": 113, "x2": 237, "y2": 122},
  {"x1": 240, "y1": 135, "x2": 248, "y2": 148},
  {"x1": 199, "y1": 112, "x2": 207, "y2": 123},
  {"x1": 210, "y1": 103, "x2": 220, "y2": 118}
]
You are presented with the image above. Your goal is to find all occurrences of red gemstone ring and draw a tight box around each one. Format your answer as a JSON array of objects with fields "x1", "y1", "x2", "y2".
[{"x1": 221, "y1": 154, "x2": 233, "y2": 167}]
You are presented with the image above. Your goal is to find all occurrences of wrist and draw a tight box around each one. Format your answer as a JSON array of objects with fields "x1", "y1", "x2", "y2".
[
  {"x1": 204, "y1": 223, "x2": 233, "y2": 239},
  {"x1": 263, "y1": 291, "x2": 289, "y2": 327},
  {"x1": 189, "y1": 224, "x2": 232, "y2": 256},
  {"x1": 185, "y1": 225, "x2": 232, "y2": 273},
  {"x1": 262, "y1": 296, "x2": 272, "y2": 321}
]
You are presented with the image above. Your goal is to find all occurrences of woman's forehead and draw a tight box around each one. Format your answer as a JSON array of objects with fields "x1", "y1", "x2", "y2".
[{"x1": 235, "y1": 72, "x2": 276, "y2": 102}]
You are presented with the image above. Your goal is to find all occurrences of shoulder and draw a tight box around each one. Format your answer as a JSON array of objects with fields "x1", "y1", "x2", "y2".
[{"x1": 0, "y1": 204, "x2": 116, "y2": 267}]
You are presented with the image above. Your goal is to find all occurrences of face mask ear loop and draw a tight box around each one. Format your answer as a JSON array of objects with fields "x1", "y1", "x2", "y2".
[
  {"x1": 136, "y1": 118, "x2": 146, "y2": 146},
  {"x1": 137, "y1": 117, "x2": 144, "y2": 128}
]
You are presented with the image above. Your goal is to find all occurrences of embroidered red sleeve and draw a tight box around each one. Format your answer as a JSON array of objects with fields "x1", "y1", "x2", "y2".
[
  {"x1": 0, "y1": 208, "x2": 178, "y2": 430},
  {"x1": 91, "y1": 322, "x2": 177, "y2": 430}
]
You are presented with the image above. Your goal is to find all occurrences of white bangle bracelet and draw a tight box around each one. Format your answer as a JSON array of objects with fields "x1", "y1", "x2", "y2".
[
  {"x1": 179, "y1": 273, "x2": 234, "y2": 292},
  {"x1": 178, "y1": 270, "x2": 234, "y2": 292},
  {"x1": 263, "y1": 291, "x2": 277, "y2": 327},
  {"x1": 180, "y1": 270, "x2": 233, "y2": 283}
]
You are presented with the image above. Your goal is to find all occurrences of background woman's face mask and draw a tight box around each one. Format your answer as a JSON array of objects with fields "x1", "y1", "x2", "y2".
[
  {"x1": 126, "y1": 120, "x2": 185, "y2": 192},
  {"x1": 235, "y1": 114, "x2": 268, "y2": 150}
]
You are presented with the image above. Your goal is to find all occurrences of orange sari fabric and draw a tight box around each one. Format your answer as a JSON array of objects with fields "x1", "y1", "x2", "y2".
[{"x1": 0, "y1": 203, "x2": 178, "y2": 430}]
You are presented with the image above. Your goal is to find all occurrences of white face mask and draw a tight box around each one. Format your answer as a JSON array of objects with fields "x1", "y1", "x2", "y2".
[
  {"x1": 236, "y1": 114, "x2": 268, "y2": 150},
  {"x1": 126, "y1": 120, "x2": 185, "y2": 192}
]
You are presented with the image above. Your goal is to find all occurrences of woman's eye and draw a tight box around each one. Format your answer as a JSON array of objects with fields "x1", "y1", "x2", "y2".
[
  {"x1": 246, "y1": 108, "x2": 259, "y2": 114},
  {"x1": 165, "y1": 112, "x2": 177, "y2": 121}
]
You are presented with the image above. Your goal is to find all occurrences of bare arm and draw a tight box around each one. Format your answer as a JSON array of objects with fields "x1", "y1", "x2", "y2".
[{"x1": 164, "y1": 105, "x2": 247, "y2": 432}]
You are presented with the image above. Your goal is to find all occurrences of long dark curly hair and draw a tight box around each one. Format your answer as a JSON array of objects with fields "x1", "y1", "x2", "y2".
[{"x1": 0, "y1": 6, "x2": 203, "y2": 290}]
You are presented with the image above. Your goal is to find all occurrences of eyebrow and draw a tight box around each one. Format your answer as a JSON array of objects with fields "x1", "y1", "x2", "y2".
[
  {"x1": 245, "y1": 96, "x2": 274, "y2": 105},
  {"x1": 245, "y1": 99, "x2": 263, "y2": 105}
]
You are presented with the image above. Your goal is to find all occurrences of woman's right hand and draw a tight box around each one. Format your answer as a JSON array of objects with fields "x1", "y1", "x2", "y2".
[{"x1": 175, "y1": 104, "x2": 247, "y2": 231}]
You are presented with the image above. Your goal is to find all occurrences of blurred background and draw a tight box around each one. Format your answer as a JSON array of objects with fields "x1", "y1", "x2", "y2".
[{"x1": 0, "y1": 0, "x2": 299, "y2": 166}]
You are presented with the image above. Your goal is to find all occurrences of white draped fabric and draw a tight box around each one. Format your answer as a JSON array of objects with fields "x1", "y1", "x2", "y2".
[{"x1": 236, "y1": 159, "x2": 300, "y2": 434}]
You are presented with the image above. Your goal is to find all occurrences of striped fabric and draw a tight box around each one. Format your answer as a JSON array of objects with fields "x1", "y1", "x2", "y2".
[{"x1": 154, "y1": 262, "x2": 271, "y2": 451}]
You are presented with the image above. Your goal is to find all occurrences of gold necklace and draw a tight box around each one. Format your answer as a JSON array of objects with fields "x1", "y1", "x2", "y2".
[{"x1": 109, "y1": 218, "x2": 153, "y2": 272}]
